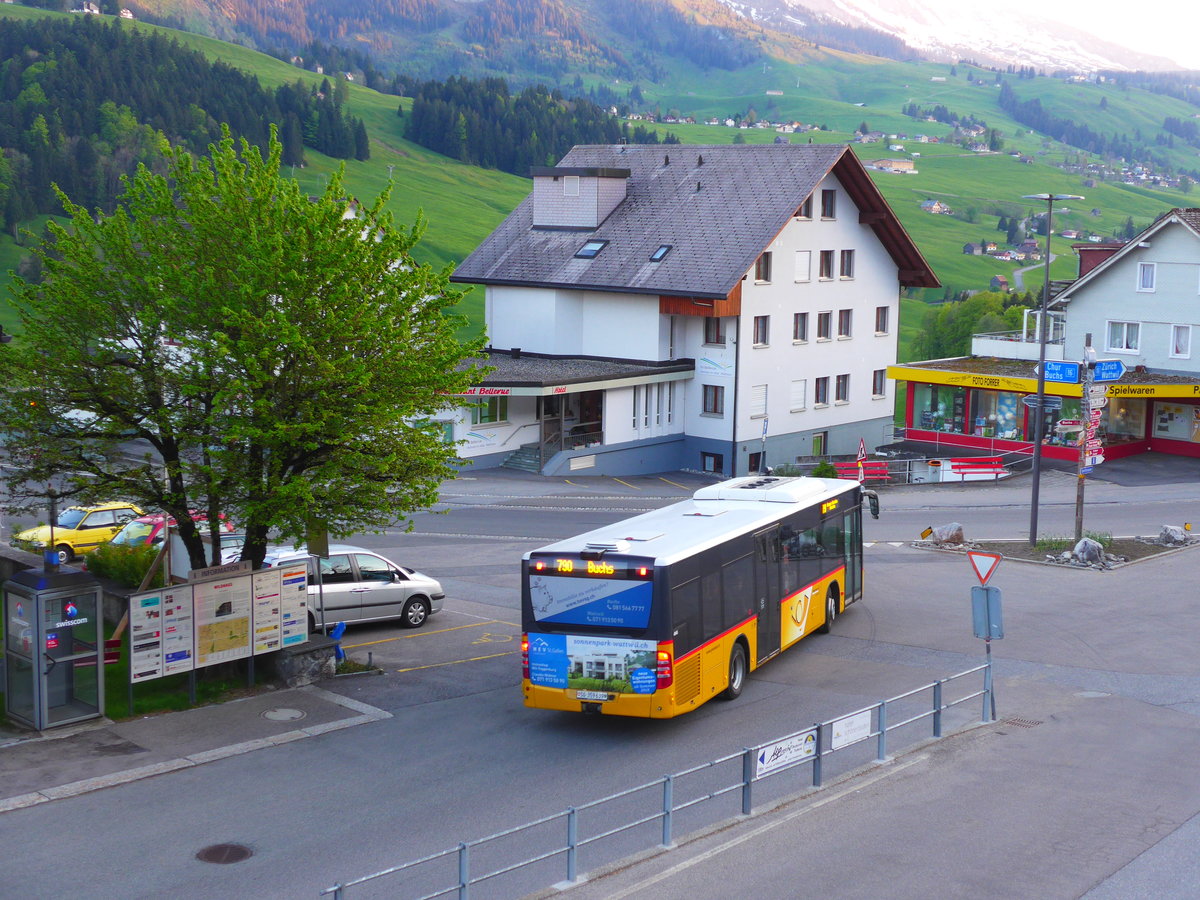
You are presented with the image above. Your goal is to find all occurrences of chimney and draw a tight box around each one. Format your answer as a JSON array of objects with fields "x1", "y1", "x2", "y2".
[{"x1": 512, "y1": 348, "x2": 522, "y2": 360}]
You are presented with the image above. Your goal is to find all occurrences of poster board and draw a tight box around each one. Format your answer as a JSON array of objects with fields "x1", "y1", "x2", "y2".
[{"x1": 128, "y1": 563, "x2": 308, "y2": 681}]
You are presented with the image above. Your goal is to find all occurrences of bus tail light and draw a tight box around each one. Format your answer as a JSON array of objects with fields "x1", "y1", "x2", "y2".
[
  {"x1": 656, "y1": 643, "x2": 673, "y2": 690},
  {"x1": 521, "y1": 634, "x2": 530, "y2": 679}
]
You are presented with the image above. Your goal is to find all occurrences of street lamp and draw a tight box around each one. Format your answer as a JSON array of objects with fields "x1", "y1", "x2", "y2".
[{"x1": 1021, "y1": 193, "x2": 1083, "y2": 546}]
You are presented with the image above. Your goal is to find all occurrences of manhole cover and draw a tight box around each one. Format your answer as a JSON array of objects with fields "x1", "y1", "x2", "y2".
[
  {"x1": 262, "y1": 708, "x2": 306, "y2": 722},
  {"x1": 1002, "y1": 717, "x2": 1043, "y2": 729},
  {"x1": 196, "y1": 843, "x2": 253, "y2": 864}
]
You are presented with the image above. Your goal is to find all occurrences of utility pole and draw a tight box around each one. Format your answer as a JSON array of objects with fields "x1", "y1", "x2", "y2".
[{"x1": 1074, "y1": 336, "x2": 1096, "y2": 542}]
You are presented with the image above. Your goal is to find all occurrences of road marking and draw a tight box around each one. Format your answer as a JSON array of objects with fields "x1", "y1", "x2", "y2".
[
  {"x1": 612, "y1": 476, "x2": 641, "y2": 490},
  {"x1": 600, "y1": 754, "x2": 928, "y2": 899},
  {"x1": 658, "y1": 476, "x2": 689, "y2": 489},
  {"x1": 343, "y1": 620, "x2": 514, "y2": 649},
  {"x1": 395, "y1": 650, "x2": 517, "y2": 673},
  {"x1": 470, "y1": 632, "x2": 514, "y2": 644}
]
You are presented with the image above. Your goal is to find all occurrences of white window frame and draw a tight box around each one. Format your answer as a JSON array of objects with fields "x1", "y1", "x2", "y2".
[
  {"x1": 814, "y1": 376, "x2": 830, "y2": 407},
  {"x1": 793, "y1": 312, "x2": 808, "y2": 343},
  {"x1": 875, "y1": 305, "x2": 889, "y2": 335},
  {"x1": 794, "y1": 250, "x2": 811, "y2": 283},
  {"x1": 1137, "y1": 262, "x2": 1156, "y2": 292},
  {"x1": 1171, "y1": 324, "x2": 1191, "y2": 359},
  {"x1": 839, "y1": 249, "x2": 855, "y2": 279},
  {"x1": 835, "y1": 373, "x2": 850, "y2": 403},
  {"x1": 821, "y1": 189, "x2": 837, "y2": 219},
  {"x1": 564, "y1": 175, "x2": 580, "y2": 197},
  {"x1": 837, "y1": 309, "x2": 853, "y2": 339},
  {"x1": 704, "y1": 316, "x2": 726, "y2": 346},
  {"x1": 816, "y1": 311, "x2": 832, "y2": 341},
  {"x1": 702, "y1": 384, "x2": 725, "y2": 416},
  {"x1": 753, "y1": 315, "x2": 770, "y2": 347},
  {"x1": 1107, "y1": 320, "x2": 1140, "y2": 353},
  {"x1": 872, "y1": 368, "x2": 887, "y2": 397},
  {"x1": 819, "y1": 250, "x2": 834, "y2": 280},
  {"x1": 471, "y1": 397, "x2": 508, "y2": 425},
  {"x1": 755, "y1": 252, "x2": 773, "y2": 283}
]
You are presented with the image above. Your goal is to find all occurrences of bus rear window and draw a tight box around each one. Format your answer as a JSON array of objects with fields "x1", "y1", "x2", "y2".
[{"x1": 528, "y1": 573, "x2": 653, "y2": 629}]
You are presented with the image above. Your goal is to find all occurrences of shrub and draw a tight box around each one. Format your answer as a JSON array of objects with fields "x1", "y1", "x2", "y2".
[
  {"x1": 85, "y1": 543, "x2": 164, "y2": 588},
  {"x1": 810, "y1": 461, "x2": 839, "y2": 478}
]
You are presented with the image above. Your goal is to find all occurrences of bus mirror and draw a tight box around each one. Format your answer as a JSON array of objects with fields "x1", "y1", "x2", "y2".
[{"x1": 865, "y1": 490, "x2": 880, "y2": 519}]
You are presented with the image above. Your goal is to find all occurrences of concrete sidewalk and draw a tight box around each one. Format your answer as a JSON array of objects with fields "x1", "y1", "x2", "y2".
[{"x1": 0, "y1": 683, "x2": 388, "y2": 814}]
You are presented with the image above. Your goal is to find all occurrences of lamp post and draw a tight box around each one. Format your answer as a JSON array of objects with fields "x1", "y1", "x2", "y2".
[{"x1": 1021, "y1": 193, "x2": 1083, "y2": 546}]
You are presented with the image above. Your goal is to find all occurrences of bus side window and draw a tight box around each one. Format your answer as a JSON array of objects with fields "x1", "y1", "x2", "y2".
[
  {"x1": 672, "y1": 579, "x2": 700, "y2": 655},
  {"x1": 700, "y1": 571, "x2": 722, "y2": 642},
  {"x1": 721, "y1": 554, "x2": 754, "y2": 628}
]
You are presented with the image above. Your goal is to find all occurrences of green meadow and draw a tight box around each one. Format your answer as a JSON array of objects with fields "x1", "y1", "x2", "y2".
[{"x1": 2, "y1": 6, "x2": 1195, "y2": 353}]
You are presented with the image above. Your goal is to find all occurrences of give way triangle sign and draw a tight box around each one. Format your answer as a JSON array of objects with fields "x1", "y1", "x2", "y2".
[{"x1": 967, "y1": 551, "x2": 1002, "y2": 586}]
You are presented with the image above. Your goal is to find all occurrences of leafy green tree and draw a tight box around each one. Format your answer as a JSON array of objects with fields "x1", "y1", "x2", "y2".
[{"x1": 0, "y1": 128, "x2": 486, "y2": 569}]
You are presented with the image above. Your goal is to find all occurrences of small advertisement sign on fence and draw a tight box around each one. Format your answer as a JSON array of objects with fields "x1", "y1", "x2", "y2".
[
  {"x1": 830, "y1": 709, "x2": 873, "y2": 750},
  {"x1": 756, "y1": 727, "x2": 817, "y2": 777}
]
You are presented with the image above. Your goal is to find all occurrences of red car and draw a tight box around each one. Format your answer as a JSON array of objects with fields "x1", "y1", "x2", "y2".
[{"x1": 108, "y1": 512, "x2": 235, "y2": 548}]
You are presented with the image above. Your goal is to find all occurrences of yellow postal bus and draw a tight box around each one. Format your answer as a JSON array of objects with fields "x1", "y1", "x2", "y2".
[{"x1": 521, "y1": 476, "x2": 877, "y2": 718}]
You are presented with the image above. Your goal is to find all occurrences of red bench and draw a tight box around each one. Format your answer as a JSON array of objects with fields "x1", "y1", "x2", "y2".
[
  {"x1": 949, "y1": 456, "x2": 1007, "y2": 480},
  {"x1": 833, "y1": 460, "x2": 890, "y2": 482}
]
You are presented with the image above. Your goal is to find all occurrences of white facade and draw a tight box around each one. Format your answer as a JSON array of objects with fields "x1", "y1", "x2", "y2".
[{"x1": 455, "y1": 172, "x2": 902, "y2": 474}]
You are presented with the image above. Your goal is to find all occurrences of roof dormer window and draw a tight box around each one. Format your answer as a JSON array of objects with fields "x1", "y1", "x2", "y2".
[
  {"x1": 575, "y1": 239, "x2": 608, "y2": 259},
  {"x1": 650, "y1": 244, "x2": 672, "y2": 262}
]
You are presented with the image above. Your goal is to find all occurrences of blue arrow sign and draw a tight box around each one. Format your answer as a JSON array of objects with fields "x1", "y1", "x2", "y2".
[
  {"x1": 1037, "y1": 360, "x2": 1081, "y2": 383},
  {"x1": 1092, "y1": 358, "x2": 1126, "y2": 382}
]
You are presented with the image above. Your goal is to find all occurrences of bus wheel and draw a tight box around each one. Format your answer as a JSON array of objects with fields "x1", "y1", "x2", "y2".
[
  {"x1": 818, "y1": 589, "x2": 839, "y2": 634},
  {"x1": 721, "y1": 642, "x2": 747, "y2": 701}
]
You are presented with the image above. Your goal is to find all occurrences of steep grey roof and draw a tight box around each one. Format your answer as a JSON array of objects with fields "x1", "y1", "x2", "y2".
[{"x1": 452, "y1": 144, "x2": 935, "y2": 299}]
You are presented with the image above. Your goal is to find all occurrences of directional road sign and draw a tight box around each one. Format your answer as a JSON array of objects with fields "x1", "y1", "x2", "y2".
[
  {"x1": 1036, "y1": 361, "x2": 1081, "y2": 383},
  {"x1": 1093, "y1": 359, "x2": 1127, "y2": 382},
  {"x1": 1022, "y1": 395, "x2": 1063, "y2": 410},
  {"x1": 1085, "y1": 452, "x2": 1105, "y2": 467}
]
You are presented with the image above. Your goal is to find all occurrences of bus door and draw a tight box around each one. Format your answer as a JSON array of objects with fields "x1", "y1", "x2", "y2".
[
  {"x1": 754, "y1": 526, "x2": 781, "y2": 663},
  {"x1": 843, "y1": 506, "x2": 863, "y2": 604}
]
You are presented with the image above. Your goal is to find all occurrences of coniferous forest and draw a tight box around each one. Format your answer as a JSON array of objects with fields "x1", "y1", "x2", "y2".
[
  {"x1": 400, "y1": 76, "x2": 676, "y2": 176},
  {"x1": 0, "y1": 16, "x2": 368, "y2": 235}
]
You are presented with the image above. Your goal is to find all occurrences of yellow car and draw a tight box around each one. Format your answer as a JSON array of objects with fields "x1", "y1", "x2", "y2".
[{"x1": 15, "y1": 502, "x2": 144, "y2": 564}]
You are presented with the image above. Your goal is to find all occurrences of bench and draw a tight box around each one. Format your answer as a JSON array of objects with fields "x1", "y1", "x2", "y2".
[
  {"x1": 949, "y1": 456, "x2": 1007, "y2": 481},
  {"x1": 832, "y1": 460, "x2": 890, "y2": 482}
]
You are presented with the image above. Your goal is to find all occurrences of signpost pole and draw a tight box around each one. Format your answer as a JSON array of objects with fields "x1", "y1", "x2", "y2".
[{"x1": 1075, "y1": 335, "x2": 1094, "y2": 543}]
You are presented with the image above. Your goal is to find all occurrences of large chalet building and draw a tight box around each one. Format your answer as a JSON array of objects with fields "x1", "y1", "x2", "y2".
[{"x1": 447, "y1": 143, "x2": 937, "y2": 476}]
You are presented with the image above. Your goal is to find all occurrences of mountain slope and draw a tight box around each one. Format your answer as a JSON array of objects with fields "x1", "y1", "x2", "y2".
[{"x1": 734, "y1": 0, "x2": 1187, "y2": 72}]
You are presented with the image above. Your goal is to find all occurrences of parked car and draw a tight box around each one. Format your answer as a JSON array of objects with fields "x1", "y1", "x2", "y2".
[
  {"x1": 260, "y1": 544, "x2": 444, "y2": 631},
  {"x1": 108, "y1": 511, "x2": 236, "y2": 549},
  {"x1": 14, "y1": 502, "x2": 144, "y2": 564}
]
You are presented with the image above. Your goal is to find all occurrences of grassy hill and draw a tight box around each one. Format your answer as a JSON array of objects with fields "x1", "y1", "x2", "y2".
[{"x1": 2, "y1": 5, "x2": 1195, "y2": 358}]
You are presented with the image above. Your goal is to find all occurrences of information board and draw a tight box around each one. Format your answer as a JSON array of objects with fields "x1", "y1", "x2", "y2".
[
  {"x1": 129, "y1": 563, "x2": 309, "y2": 680},
  {"x1": 278, "y1": 562, "x2": 309, "y2": 647},
  {"x1": 252, "y1": 568, "x2": 283, "y2": 654}
]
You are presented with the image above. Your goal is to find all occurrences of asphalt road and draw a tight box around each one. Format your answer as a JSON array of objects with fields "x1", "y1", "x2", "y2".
[{"x1": 4, "y1": 466, "x2": 1200, "y2": 899}]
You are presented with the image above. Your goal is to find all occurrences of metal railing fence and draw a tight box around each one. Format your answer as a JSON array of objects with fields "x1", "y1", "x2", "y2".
[{"x1": 320, "y1": 663, "x2": 992, "y2": 900}]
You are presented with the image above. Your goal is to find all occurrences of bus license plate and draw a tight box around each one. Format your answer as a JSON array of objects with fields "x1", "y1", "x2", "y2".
[{"x1": 576, "y1": 690, "x2": 609, "y2": 701}]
